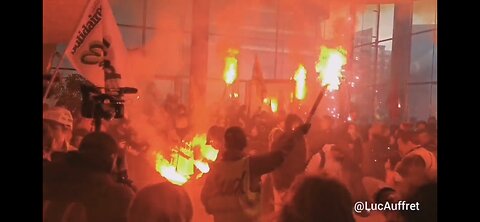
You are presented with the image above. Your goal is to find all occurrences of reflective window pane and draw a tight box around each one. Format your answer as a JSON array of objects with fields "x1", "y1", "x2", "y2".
[
  {"x1": 379, "y1": 4, "x2": 394, "y2": 40},
  {"x1": 412, "y1": 0, "x2": 437, "y2": 31},
  {"x1": 119, "y1": 26, "x2": 143, "y2": 49},
  {"x1": 112, "y1": 0, "x2": 145, "y2": 26},
  {"x1": 407, "y1": 84, "x2": 432, "y2": 121},
  {"x1": 410, "y1": 31, "x2": 436, "y2": 83},
  {"x1": 146, "y1": 0, "x2": 191, "y2": 31}
]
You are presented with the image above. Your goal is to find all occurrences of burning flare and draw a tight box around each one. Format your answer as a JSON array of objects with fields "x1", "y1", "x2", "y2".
[
  {"x1": 270, "y1": 98, "x2": 278, "y2": 113},
  {"x1": 315, "y1": 46, "x2": 347, "y2": 91},
  {"x1": 155, "y1": 154, "x2": 188, "y2": 186},
  {"x1": 155, "y1": 134, "x2": 219, "y2": 186},
  {"x1": 223, "y1": 49, "x2": 239, "y2": 85},
  {"x1": 293, "y1": 64, "x2": 307, "y2": 100}
]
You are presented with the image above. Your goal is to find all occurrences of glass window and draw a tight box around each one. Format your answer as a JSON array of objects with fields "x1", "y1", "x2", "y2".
[
  {"x1": 407, "y1": 84, "x2": 432, "y2": 121},
  {"x1": 355, "y1": 4, "x2": 378, "y2": 34},
  {"x1": 53, "y1": 44, "x2": 74, "y2": 69},
  {"x1": 376, "y1": 40, "x2": 392, "y2": 85},
  {"x1": 208, "y1": 35, "x2": 276, "y2": 80},
  {"x1": 432, "y1": 31, "x2": 437, "y2": 82},
  {"x1": 354, "y1": 28, "x2": 373, "y2": 47},
  {"x1": 155, "y1": 79, "x2": 176, "y2": 99},
  {"x1": 205, "y1": 79, "x2": 227, "y2": 105},
  {"x1": 145, "y1": 29, "x2": 190, "y2": 77},
  {"x1": 374, "y1": 84, "x2": 389, "y2": 121},
  {"x1": 119, "y1": 26, "x2": 143, "y2": 49},
  {"x1": 146, "y1": 0, "x2": 190, "y2": 30},
  {"x1": 353, "y1": 45, "x2": 376, "y2": 85},
  {"x1": 276, "y1": 51, "x2": 317, "y2": 80},
  {"x1": 351, "y1": 44, "x2": 376, "y2": 121},
  {"x1": 410, "y1": 31, "x2": 436, "y2": 83},
  {"x1": 378, "y1": 4, "x2": 394, "y2": 40},
  {"x1": 111, "y1": 0, "x2": 145, "y2": 26},
  {"x1": 412, "y1": 0, "x2": 437, "y2": 30}
]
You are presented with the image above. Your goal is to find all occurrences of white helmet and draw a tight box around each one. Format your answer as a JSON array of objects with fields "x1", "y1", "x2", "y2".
[{"x1": 43, "y1": 107, "x2": 73, "y2": 129}]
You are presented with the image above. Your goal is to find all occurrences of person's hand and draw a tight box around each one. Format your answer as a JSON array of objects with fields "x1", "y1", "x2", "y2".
[
  {"x1": 322, "y1": 144, "x2": 334, "y2": 153},
  {"x1": 118, "y1": 140, "x2": 127, "y2": 149}
]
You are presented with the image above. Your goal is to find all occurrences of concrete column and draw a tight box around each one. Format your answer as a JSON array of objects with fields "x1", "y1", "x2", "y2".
[
  {"x1": 189, "y1": 0, "x2": 210, "y2": 130},
  {"x1": 389, "y1": 2, "x2": 413, "y2": 124}
]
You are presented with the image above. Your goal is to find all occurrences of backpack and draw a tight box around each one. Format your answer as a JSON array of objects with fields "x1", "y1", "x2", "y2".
[{"x1": 43, "y1": 200, "x2": 87, "y2": 222}]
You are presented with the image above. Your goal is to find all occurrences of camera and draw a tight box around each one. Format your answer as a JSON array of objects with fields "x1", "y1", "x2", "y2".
[{"x1": 80, "y1": 84, "x2": 137, "y2": 120}]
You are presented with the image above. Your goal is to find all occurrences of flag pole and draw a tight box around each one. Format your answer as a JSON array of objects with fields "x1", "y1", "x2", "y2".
[
  {"x1": 305, "y1": 85, "x2": 328, "y2": 124},
  {"x1": 43, "y1": 52, "x2": 68, "y2": 104},
  {"x1": 43, "y1": 0, "x2": 95, "y2": 104}
]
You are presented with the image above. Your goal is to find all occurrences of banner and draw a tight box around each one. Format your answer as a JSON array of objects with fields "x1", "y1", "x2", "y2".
[
  {"x1": 251, "y1": 55, "x2": 266, "y2": 100},
  {"x1": 65, "y1": 0, "x2": 127, "y2": 87}
]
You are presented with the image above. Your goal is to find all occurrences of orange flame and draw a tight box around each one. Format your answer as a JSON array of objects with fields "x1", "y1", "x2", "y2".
[
  {"x1": 155, "y1": 153, "x2": 189, "y2": 185},
  {"x1": 293, "y1": 64, "x2": 307, "y2": 100},
  {"x1": 155, "y1": 134, "x2": 219, "y2": 185},
  {"x1": 194, "y1": 160, "x2": 210, "y2": 173},
  {"x1": 223, "y1": 49, "x2": 239, "y2": 85},
  {"x1": 315, "y1": 46, "x2": 347, "y2": 91}
]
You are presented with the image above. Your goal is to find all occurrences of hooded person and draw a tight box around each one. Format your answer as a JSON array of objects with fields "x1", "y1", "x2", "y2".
[
  {"x1": 269, "y1": 114, "x2": 308, "y2": 211},
  {"x1": 278, "y1": 173, "x2": 356, "y2": 222},
  {"x1": 205, "y1": 125, "x2": 226, "y2": 158},
  {"x1": 359, "y1": 177, "x2": 395, "y2": 222},
  {"x1": 128, "y1": 182, "x2": 193, "y2": 222},
  {"x1": 43, "y1": 132, "x2": 135, "y2": 222}
]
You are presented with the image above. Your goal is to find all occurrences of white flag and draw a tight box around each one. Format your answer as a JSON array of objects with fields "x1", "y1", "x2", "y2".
[{"x1": 65, "y1": 0, "x2": 127, "y2": 87}]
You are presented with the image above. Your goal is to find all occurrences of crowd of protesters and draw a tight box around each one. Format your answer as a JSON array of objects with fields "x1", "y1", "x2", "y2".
[{"x1": 43, "y1": 97, "x2": 437, "y2": 222}]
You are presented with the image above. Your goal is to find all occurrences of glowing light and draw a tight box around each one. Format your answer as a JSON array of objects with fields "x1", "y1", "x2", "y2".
[
  {"x1": 398, "y1": 102, "x2": 401, "y2": 108},
  {"x1": 270, "y1": 98, "x2": 278, "y2": 113},
  {"x1": 355, "y1": 76, "x2": 359, "y2": 80},
  {"x1": 293, "y1": 64, "x2": 307, "y2": 100},
  {"x1": 194, "y1": 160, "x2": 210, "y2": 174},
  {"x1": 155, "y1": 134, "x2": 218, "y2": 186},
  {"x1": 263, "y1": 98, "x2": 269, "y2": 104},
  {"x1": 229, "y1": 92, "x2": 239, "y2": 98},
  {"x1": 315, "y1": 46, "x2": 347, "y2": 91},
  {"x1": 347, "y1": 116, "x2": 352, "y2": 121},
  {"x1": 155, "y1": 153, "x2": 189, "y2": 186},
  {"x1": 190, "y1": 134, "x2": 219, "y2": 161},
  {"x1": 223, "y1": 49, "x2": 239, "y2": 85}
]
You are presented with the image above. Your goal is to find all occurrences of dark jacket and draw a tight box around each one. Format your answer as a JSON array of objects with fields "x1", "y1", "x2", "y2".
[
  {"x1": 44, "y1": 153, "x2": 134, "y2": 222},
  {"x1": 271, "y1": 129, "x2": 307, "y2": 191}
]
